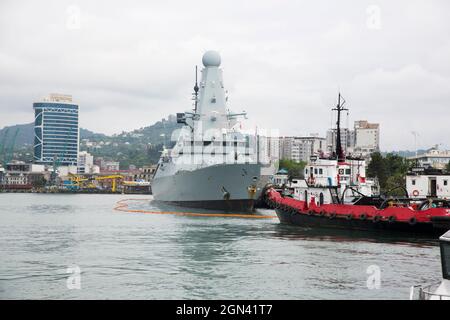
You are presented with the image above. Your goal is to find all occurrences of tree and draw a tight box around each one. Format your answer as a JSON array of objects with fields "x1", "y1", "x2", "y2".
[
  {"x1": 367, "y1": 152, "x2": 410, "y2": 195},
  {"x1": 367, "y1": 152, "x2": 388, "y2": 188},
  {"x1": 279, "y1": 159, "x2": 307, "y2": 179}
]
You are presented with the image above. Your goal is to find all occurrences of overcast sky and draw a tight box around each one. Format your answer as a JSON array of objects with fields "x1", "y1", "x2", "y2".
[{"x1": 1, "y1": 0, "x2": 449, "y2": 151}]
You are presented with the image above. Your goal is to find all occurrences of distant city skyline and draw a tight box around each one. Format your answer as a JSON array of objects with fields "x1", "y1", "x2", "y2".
[{"x1": 1, "y1": 0, "x2": 450, "y2": 152}]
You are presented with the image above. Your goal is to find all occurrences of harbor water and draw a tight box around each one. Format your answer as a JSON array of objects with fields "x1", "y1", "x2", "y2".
[{"x1": 0, "y1": 193, "x2": 442, "y2": 299}]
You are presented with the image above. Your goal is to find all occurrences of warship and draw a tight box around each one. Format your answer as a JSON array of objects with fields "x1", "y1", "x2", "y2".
[{"x1": 151, "y1": 51, "x2": 262, "y2": 212}]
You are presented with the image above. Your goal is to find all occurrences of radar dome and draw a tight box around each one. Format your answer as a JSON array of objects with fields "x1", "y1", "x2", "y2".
[{"x1": 202, "y1": 50, "x2": 221, "y2": 67}]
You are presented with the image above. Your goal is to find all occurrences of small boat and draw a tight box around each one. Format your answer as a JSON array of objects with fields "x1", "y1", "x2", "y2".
[{"x1": 410, "y1": 230, "x2": 450, "y2": 299}]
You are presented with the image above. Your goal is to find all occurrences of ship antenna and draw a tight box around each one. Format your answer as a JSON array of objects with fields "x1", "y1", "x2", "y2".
[
  {"x1": 193, "y1": 65, "x2": 199, "y2": 113},
  {"x1": 332, "y1": 92, "x2": 348, "y2": 162}
]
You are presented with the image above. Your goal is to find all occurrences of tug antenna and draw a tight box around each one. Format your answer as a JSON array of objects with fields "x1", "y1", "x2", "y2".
[{"x1": 332, "y1": 92, "x2": 348, "y2": 162}]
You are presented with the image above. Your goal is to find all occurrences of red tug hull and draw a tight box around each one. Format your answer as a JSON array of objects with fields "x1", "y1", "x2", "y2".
[{"x1": 266, "y1": 189, "x2": 450, "y2": 235}]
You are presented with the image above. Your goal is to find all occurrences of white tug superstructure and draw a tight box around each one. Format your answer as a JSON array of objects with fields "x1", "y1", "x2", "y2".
[
  {"x1": 151, "y1": 51, "x2": 262, "y2": 212},
  {"x1": 291, "y1": 156, "x2": 377, "y2": 205}
]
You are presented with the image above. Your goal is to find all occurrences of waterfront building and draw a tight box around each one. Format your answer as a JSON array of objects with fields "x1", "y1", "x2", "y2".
[
  {"x1": 408, "y1": 146, "x2": 450, "y2": 170},
  {"x1": 133, "y1": 165, "x2": 157, "y2": 182},
  {"x1": 271, "y1": 168, "x2": 289, "y2": 186},
  {"x1": 33, "y1": 94, "x2": 79, "y2": 166},
  {"x1": 0, "y1": 161, "x2": 48, "y2": 191},
  {"x1": 77, "y1": 151, "x2": 100, "y2": 174},
  {"x1": 102, "y1": 161, "x2": 120, "y2": 172},
  {"x1": 406, "y1": 167, "x2": 450, "y2": 198}
]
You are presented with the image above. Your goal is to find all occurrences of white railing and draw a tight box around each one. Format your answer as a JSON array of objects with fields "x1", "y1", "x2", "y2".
[{"x1": 410, "y1": 283, "x2": 450, "y2": 300}]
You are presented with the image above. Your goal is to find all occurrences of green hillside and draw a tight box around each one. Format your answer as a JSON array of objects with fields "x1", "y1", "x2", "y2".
[{"x1": 0, "y1": 116, "x2": 182, "y2": 168}]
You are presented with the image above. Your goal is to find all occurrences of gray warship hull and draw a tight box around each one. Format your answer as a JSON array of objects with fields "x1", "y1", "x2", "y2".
[{"x1": 152, "y1": 163, "x2": 262, "y2": 212}]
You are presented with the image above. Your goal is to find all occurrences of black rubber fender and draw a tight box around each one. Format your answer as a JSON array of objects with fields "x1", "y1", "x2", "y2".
[
  {"x1": 372, "y1": 215, "x2": 381, "y2": 223},
  {"x1": 388, "y1": 215, "x2": 396, "y2": 223}
]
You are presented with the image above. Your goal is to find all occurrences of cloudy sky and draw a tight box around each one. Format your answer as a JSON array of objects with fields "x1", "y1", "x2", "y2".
[{"x1": 1, "y1": 0, "x2": 449, "y2": 151}]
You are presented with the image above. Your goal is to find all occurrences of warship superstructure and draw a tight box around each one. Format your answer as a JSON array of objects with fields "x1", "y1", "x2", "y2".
[{"x1": 151, "y1": 51, "x2": 262, "y2": 212}]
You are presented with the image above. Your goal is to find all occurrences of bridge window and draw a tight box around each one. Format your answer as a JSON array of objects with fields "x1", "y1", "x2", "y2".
[
  {"x1": 444, "y1": 180, "x2": 448, "y2": 186},
  {"x1": 412, "y1": 179, "x2": 416, "y2": 186}
]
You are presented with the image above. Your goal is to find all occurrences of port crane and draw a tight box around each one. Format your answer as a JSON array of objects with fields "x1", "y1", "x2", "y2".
[{"x1": 94, "y1": 175, "x2": 124, "y2": 193}]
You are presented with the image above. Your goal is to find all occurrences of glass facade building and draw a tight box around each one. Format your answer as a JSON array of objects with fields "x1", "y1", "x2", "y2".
[{"x1": 33, "y1": 95, "x2": 79, "y2": 166}]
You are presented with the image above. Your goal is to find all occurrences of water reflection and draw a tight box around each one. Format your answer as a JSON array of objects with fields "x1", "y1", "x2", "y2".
[{"x1": 271, "y1": 223, "x2": 439, "y2": 247}]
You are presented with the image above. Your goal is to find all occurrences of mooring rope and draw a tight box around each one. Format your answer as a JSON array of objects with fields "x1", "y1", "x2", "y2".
[{"x1": 114, "y1": 198, "x2": 276, "y2": 219}]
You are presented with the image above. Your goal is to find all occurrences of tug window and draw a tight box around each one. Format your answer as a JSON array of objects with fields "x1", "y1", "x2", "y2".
[
  {"x1": 412, "y1": 180, "x2": 416, "y2": 186},
  {"x1": 314, "y1": 168, "x2": 318, "y2": 175},
  {"x1": 445, "y1": 180, "x2": 448, "y2": 186},
  {"x1": 319, "y1": 168, "x2": 323, "y2": 175}
]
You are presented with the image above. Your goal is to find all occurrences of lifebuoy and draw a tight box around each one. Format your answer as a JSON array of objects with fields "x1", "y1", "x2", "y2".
[
  {"x1": 360, "y1": 213, "x2": 367, "y2": 220},
  {"x1": 329, "y1": 212, "x2": 337, "y2": 219},
  {"x1": 319, "y1": 210, "x2": 326, "y2": 216},
  {"x1": 307, "y1": 210, "x2": 315, "y2": 216},
  {"x1": 412, "y1": 190, "x2": 419, "y2": 197},
  {"x1": 388, "y1": 216, "x2": 396, "y2": 223},
  {"x1": 346, "y1": 214, "x2": 353, "y2": 220}
]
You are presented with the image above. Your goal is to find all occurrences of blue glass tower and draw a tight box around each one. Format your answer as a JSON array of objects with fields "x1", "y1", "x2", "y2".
[{"x1": 33, "y1": 94, "x2": 79, "y2": 166}]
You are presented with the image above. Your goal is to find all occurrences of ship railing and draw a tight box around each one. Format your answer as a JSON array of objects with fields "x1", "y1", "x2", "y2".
[{"x1": 410, "y1": 283, "x2": 450, "y2": 300}]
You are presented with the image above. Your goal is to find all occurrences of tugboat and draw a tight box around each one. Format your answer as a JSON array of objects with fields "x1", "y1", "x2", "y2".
[
  {"x1": 151, "y1": 51, "x2": 262, "y2": 212},
  {"x1": 265, "y1": 93, "x2": 450, "y2": 234},
  {"x1": 410, "y1": 229, "x2": 450, "y2": 299}
]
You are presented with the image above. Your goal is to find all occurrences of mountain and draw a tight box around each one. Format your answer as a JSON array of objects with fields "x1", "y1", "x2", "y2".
[
  {"x1": 0, "y1": 116, "x2": 182, "y2": 168},
  {"x1": 381, "y1": 150, "x2": 428, "y2": 158}
]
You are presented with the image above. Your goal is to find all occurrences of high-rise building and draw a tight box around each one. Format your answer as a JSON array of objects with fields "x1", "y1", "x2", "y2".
[
  {"x1": 33, "y1": 94, "x2": 79, "y2": 166},
  {"x1": 354, "y1": 120, "x2": 380, "y2": 155},
  {"x1": 280, "y1": 136, "x2": 326, "y2": 162},
  {"x1": 326, "y1": 128, "x2": 354, "y2": 156},
  {"x1": 257, "y1": 135, "x2": 281, "y2": 164}
]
